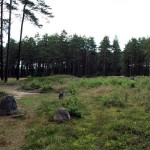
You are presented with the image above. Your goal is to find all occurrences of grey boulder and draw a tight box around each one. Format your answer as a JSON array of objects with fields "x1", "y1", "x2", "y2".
[
  {"x1": 53, "y1": 107, "x2": 71, "y2": 122},
  {"x1": 0, "y1": 95, "x2": 18, "y2": 116}
]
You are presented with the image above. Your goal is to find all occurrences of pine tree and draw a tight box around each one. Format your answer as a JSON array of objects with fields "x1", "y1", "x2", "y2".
[
  {"x1": 111, "y1": 37, "x2": 121, "y2": 75},
  {"x1": 16, "y1": 0, "x2": 53, "y2": 80},
  {"x1": 99, "y1": 36, "x2": 111, "y2": 76},
  {"x1": 0, "y1": 0, "x2": 4, "y2": 80},
  {"x1": 5, "y1": 0, "x2": 13, "y2": 83}
]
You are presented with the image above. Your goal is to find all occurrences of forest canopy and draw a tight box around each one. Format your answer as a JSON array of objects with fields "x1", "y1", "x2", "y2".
[{"x1": 3, "y1": 31, "x2": 150, "y2": 77}]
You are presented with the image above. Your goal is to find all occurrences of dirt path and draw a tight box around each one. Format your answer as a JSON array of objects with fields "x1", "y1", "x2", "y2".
[
  {"x1": 0, "y1": 85, "x2": 38, "y2": 150},
  {"x1": 0, "y1": 85, "x2": 38, "y2": 99}
]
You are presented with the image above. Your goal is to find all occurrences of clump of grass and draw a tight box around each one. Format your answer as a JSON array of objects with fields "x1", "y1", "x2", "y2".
[
  {"x1": 107, "y1": 78, "x2": 136, "y2": 88},
  {"x1": 108, "y1": 78, "x2": 123, "y2": 86},
  {"x1": 22, "y1": 79, "x2": 41, "y2": 90},
  {"x1": 125, "y1": 80, "x2": 136, "y2": 88},
  {"x1": 40, "y1": 84, "x2": 53, "y2": 93},
  {"x1": 101, "y1": 92, "x2": 126, "y2": 108},
  {"x1": 22, "y1": 77, "x2": 54, "y2": 91},
  {"x1": 79, "y1": 78, "x2": 102, "y2": 88},
  {"x1": 23, "y1": 81, "x2": 53, "y2": 93},
  {"x1": 65, "y1": 84, "x2": 77, "y2": 95},
  {"x1": 62, "y1": 95, "x2": 82, "y2": 118},
  {"x1": 140, "y1": 77, "x2": 150, "y2": 88},
  {"x1": 79, "y1": 77, "x2": 136, "y2": 89}
]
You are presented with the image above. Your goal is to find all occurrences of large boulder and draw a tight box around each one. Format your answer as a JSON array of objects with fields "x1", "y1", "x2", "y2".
[
  {"x1": 53, "y1": 107, "x2": 71, "y2": 122},
  {"x1": 0, "y1": 95, "x2": 18, "y2": 116}
]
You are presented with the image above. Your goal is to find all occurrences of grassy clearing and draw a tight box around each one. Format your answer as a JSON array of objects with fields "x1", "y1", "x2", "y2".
[{"x1": 0, "y1": 76, "x2": 150, "y2": 150}]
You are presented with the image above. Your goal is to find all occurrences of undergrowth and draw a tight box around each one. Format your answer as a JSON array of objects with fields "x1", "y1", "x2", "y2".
[{"x1": 101, "y1": 92, "x2": 127, "y2": 108}]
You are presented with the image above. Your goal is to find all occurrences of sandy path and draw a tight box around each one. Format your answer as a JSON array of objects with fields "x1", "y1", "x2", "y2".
[{"x1": 0, "y1": 85, "x2": 38, "y2": 99}]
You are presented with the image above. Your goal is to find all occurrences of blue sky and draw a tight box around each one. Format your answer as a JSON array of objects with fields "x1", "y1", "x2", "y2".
[{"x1": 11, "y1": 0, "x2": 150, "y2": 50}]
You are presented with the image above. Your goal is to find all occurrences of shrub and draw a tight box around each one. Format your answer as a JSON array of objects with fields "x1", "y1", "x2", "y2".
[
  {"x1": 109, "y1": 78, "x2": 122, "y2": 86},
  {"x1": 127, "y1": 81, "x2": 136, "y2": 88},
  {"x1": 66, "y1": 84, "x2": 77, "y2": 95},
  {"x1": 79, "y1": 78, "x2": 102, "y2": 88},
  {"x1": 22, "y1": 79, "x2": 41, "y2": 90},
  {"x1": 40, "y1": 84, "x2": 53, "y2": 93},
  {"x1": 62, "y1": 96, "x2": 82, "y2": 118},
  {"x1": 79, "y1": 77, "x2": 137, "y2": 88}
]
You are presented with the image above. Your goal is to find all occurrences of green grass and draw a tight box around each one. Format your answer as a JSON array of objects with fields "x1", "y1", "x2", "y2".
[
  {"x1": 62, "y1": 95, "x2": 82, "y2": 118},
  {"x1": 1, "y1": 76, "x2": 150, "y2": 150},
  {"x1": 101, "y1": 92, "x2": 127, "y2": 108},
  {"x1": 78, "y1": 77, "x2": 137, "y2": 88}
]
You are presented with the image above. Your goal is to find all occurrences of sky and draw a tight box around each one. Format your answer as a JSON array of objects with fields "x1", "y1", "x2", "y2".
[{"x1": 10, "y1": 0, "x2": 150, "y2": 50}]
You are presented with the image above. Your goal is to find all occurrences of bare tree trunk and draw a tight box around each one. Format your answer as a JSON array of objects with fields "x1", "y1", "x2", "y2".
[
  {"x1": 5, "y1": 0, "x2": 13, "y2": 83},
  {"x1": 16, "y1": 4, "x2": 26, "y2": 80},
  {"x1": 0, "y1": 0, "x2": 4, "y2": 80}
]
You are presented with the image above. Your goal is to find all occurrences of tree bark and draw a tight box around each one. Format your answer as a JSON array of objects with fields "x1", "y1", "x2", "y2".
[
  {"x1": 16, "y1": 4, "x2": 27, "y2": 80},
  {"x1": 0, "y1": 0, "x2": 4, "y2": 80},
  {"x1": 5, "y1": 0, "x2": 13, "y2": 83}
]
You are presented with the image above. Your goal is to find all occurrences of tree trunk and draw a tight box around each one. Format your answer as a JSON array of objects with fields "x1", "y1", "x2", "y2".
[
  {"x1": 0, "y1": 0, "x2": 4, "y2": 80},
  {"x1": 103, "y1": 60, "x2": 106, "y2": 76},
  {"x1": 5, "y1": 0, "x2": 13, "y2": 83},
  {"x1": 78, "y1": 53, "x2": 80, "y2": 76},
  {"x1": 16, "y1": 4, "x2": 26, "y2": 80},
  {"x1": 85, "y1": 50, "x2": 88, "y2": 75}
]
